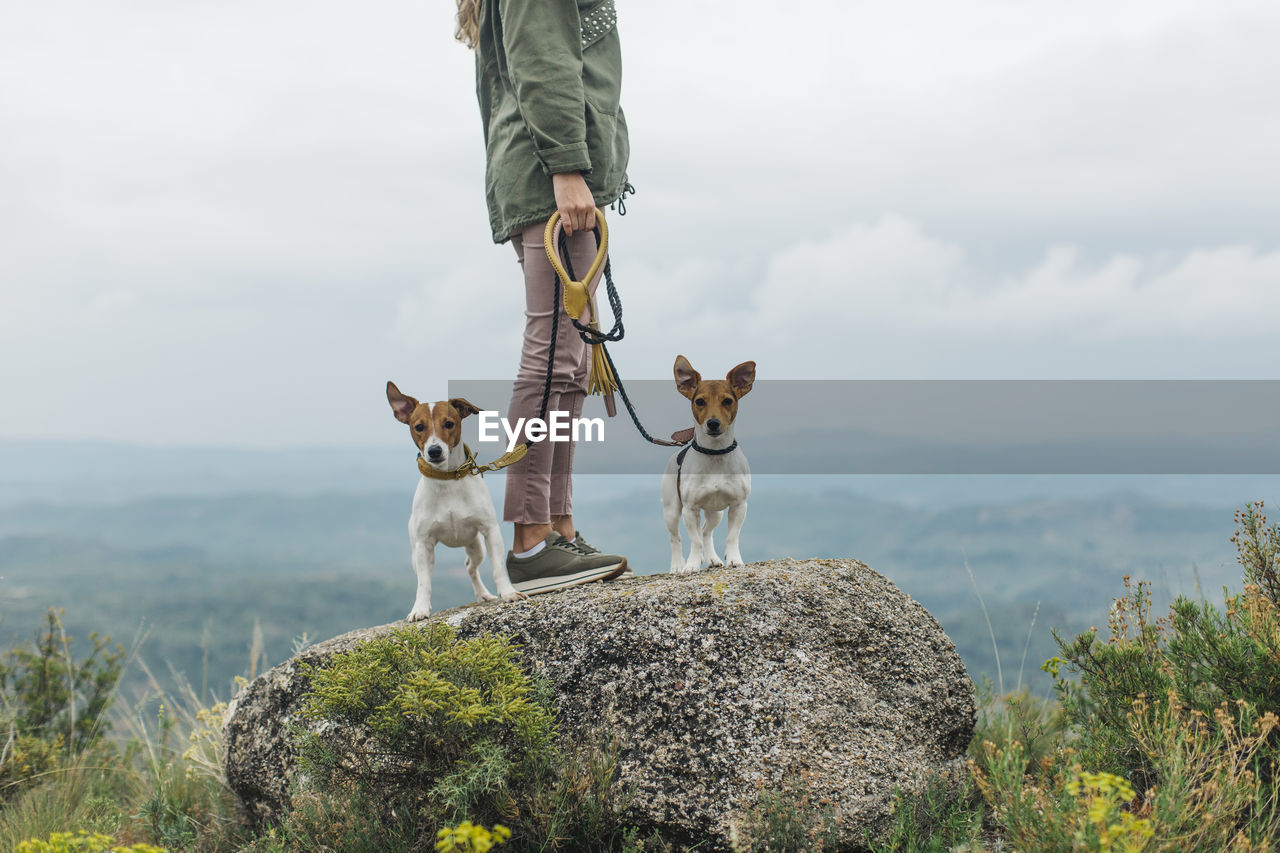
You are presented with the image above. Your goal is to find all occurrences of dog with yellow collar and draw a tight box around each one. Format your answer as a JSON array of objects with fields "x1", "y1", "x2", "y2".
[{"x1": 387, "y1": 382, "x2": 525, "y2": 621}]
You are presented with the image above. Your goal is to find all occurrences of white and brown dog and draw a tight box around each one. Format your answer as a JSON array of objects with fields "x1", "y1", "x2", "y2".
[
  {"x1": 387, "y1": 382, "x2": 524, "y2": 621},
  {"x1": 661, "y1": 356, "x2": 755, "y2": 573}
]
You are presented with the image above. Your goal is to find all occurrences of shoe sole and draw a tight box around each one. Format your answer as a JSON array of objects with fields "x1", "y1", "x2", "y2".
[
  {"x1": 572, "y1": 548, "x2": 633, "y2": 580},
  {"x1": 511, "y1": 558, "x2": 628, "y2": 595}
]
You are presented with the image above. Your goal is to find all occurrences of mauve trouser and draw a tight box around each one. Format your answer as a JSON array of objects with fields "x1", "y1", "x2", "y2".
[{"x1": 503, "y1": 219, "x2": 603, "y2": 524}]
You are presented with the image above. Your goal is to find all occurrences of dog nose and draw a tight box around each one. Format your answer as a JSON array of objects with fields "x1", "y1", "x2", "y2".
[
  {"x1": 706, "y1": 419, "x2": 721, "y2": 434},
  {"x1": 427, "y1": 445, "x2": 444, "y2": 460}
]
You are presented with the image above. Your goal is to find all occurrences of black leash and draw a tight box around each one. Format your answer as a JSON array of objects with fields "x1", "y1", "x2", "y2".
[
  {"x1": 554, "y1": 226, "x2": 685, "y2": 448},
  {"x1": 539, "y1": 270, "x2": 560, "y2": 425},
  {"x1": 560, "y1": 237, "x2": 622, "y2": 344},
  {"x1": 447, "y1": 205, "x2": 677, "y2": 469}
]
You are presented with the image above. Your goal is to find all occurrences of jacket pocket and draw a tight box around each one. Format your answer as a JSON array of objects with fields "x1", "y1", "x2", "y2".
[{"x1": 584, "y1": 100, "x2": 627, "y2": 189}]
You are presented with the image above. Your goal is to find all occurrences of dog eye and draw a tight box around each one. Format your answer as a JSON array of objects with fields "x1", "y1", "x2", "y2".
[
  {"x1": 722, "y1": 397, "x2": 733, "y2": 406},
  {"x1": 694, "y1": 398, "x2": 705, "y2": 407},
  {"x1": 444, "y1": 420, "x2": 456, "y2": 429},
  {"x1": 414, "y1": 423, "x2": 425, "y2": 432}
]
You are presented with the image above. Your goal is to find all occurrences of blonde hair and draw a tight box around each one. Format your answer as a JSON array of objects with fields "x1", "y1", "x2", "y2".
[{"x1": 456, "y1": 0, "x2": 480, "y2": 49}]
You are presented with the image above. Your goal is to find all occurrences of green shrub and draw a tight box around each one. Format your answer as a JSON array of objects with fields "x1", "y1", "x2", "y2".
[
  {"x1": 1234, "y1": 501, "x2": 1280, "y2": 604},
  {"x1": 871, "y1": 774, "x2": 986, "y2": 853},
  {"x1": 298, "y1": 623, "x2": 554, "y2": 825},
  {"x1": 119, "y1": 692, "x2": 249, "y2": 853},
  {"x1": 294, "y1": 622, "x2": 629, "y2": 851},
  {"x1": 1124, "y1": 694, "x2": 1280, "y2": 850},
  {"x1": 971, "y1": 680, "x2": 1069, "y2": 776},
  {"x1": 0, "y1": 609, "x2": 257, "y2": 853},
  {"x1": 971, "y1": 740, "x2": 1156, "y2": 853},
  {"x1": 729, "y1": 779, "x2": 841, "y2": 852},
  {"x1": 970, "y1": 502, "x2": 1280, "y2": 851},
  {"x1": 1049, "y1": 503, "x2": 1280, "y2": 788},
  {"x1": 237, "y1": 781, "x2": 418, "y2": 853},
  {"x1": 1, "y1": 609, "x2": 124, "y2": 796},
  {"x1": 0, "y1": 757, "x2": 136, "y2": 852},
  {"x1": 972, "y1": 697, "x2": 1280, "y2": 851}
]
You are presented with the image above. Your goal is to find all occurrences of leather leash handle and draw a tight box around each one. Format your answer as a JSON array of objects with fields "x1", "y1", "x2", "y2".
[
  {"x1": 476, "y1": 441, "x2": 529, "y2": 474},
  {"x1": 543, "y1": 208, "x2": 610, "y2": 320}
]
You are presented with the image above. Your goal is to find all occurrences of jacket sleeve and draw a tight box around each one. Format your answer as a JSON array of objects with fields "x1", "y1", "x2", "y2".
[{"x1": 498, "y1": 0, "x2": 591, "y2": 175}]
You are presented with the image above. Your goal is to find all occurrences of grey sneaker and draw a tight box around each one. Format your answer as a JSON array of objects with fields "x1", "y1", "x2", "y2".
[
  {"x1": 575, "y1": 531, "x2": 633, "y2": 579},
  {"x1": 506, "y1": 533, "x2": 627, "y2": 595}
]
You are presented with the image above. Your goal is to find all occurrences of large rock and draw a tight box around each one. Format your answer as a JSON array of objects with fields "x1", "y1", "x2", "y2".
[{"x1": 224, "y1": 559, "x2": 974, "y2": 849}]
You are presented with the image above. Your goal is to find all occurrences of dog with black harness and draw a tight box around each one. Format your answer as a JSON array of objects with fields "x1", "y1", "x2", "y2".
[{"x1": 661, "y1": 355, "x2": 755, "y2": 573}]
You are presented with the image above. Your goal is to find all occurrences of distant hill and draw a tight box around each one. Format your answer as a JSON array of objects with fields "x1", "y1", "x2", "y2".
[
  {"x1": 5, "y1": 438, "x2": 1280, "y2": 506},
  {"x1": 0, "y1": 439, "x2": 411, "y2": 505},
  {"x1": 0, "y1": 473, "x2": 1251, "y2": 700}
]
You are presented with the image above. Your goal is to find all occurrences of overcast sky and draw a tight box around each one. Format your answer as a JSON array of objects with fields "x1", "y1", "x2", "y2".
[{"x1": 3, "y1": 1, "x2": 1279, "y2": 448}]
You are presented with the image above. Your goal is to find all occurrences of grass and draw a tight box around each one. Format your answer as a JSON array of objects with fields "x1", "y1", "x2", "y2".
[{"x1": 0, "y1": 612, "x2": 249, "y2": 852}]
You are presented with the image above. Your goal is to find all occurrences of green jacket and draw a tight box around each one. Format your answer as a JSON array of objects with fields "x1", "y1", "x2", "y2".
[{"x1": 475, "y1": 0, "x2": 630, "y2": 243}]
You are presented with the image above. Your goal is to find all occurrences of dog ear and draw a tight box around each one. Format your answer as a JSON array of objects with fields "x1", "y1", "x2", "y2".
[
  {"x1": 387, "y1": 381, "x2": 418, "y2": 424},
  {"x1": 673, "y1": 355, "x2": 700, "y2": 400},
  {"x1": 727, "y1": 361, "x2": 756, "y2": 398},
  {"x1": 448, "y1": 397, "x2": 482, "y2": 420}
]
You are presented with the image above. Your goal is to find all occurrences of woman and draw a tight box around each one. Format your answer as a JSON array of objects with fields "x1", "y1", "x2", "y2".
[{"x1": 457, "y1": 0, "x2": 632, "y2": 592}]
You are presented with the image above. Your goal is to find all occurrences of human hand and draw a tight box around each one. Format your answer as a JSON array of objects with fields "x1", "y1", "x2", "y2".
[{"x1": 552, "y1": 172, "x2": 597, "y2": 236}]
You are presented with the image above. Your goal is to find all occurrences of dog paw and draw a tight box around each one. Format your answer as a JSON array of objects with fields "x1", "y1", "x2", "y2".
[
  {"x1": 680, "y1": 561, "x2": 703, "y2": 574},
  {"x1": 727, "y1": 558, "x2": 745, "y2": 568},
  {"x1": 406, "y1": 606, "x2": 431, "y2": 622},
  {"x1": 707, "y1": 555, "x2": 725, "y2": 568},
  {"x1": 477, "y1": 590, "x2": 499, "y2": 603},
  {"x1": 500, "y1": 589, "x2": 528, "y2": 602}
]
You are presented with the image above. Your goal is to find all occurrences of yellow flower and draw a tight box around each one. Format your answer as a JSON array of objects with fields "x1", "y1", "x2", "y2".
[
  {"x1": 1068, "y1": 771, "x2": 1149, "y2": 853},
  {"x1": 435, "y1": 821, "x2": 511, "y2": 853},
  {"x1": 17, "y1": 830, "x2": 169, "y2": 853}
]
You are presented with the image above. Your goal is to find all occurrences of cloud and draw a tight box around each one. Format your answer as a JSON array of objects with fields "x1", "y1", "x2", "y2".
[
  {"x1": 3, "y1": 1, "x2": 1280, "y2": 444},
  {"x1": 622, "y1": 0, "x2": 1280, "y2": 259},
  {"x1": 738, "y1": 217, "x2": 1280, "y2": 378},
  {"x1": 754, "y1": 217, "x2": 1280, "y2": 339}
]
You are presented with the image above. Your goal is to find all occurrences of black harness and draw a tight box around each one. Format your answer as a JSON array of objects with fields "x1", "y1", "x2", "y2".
[{"x1": 675, "y1": 439, "x2": 739, "y2": 503}]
